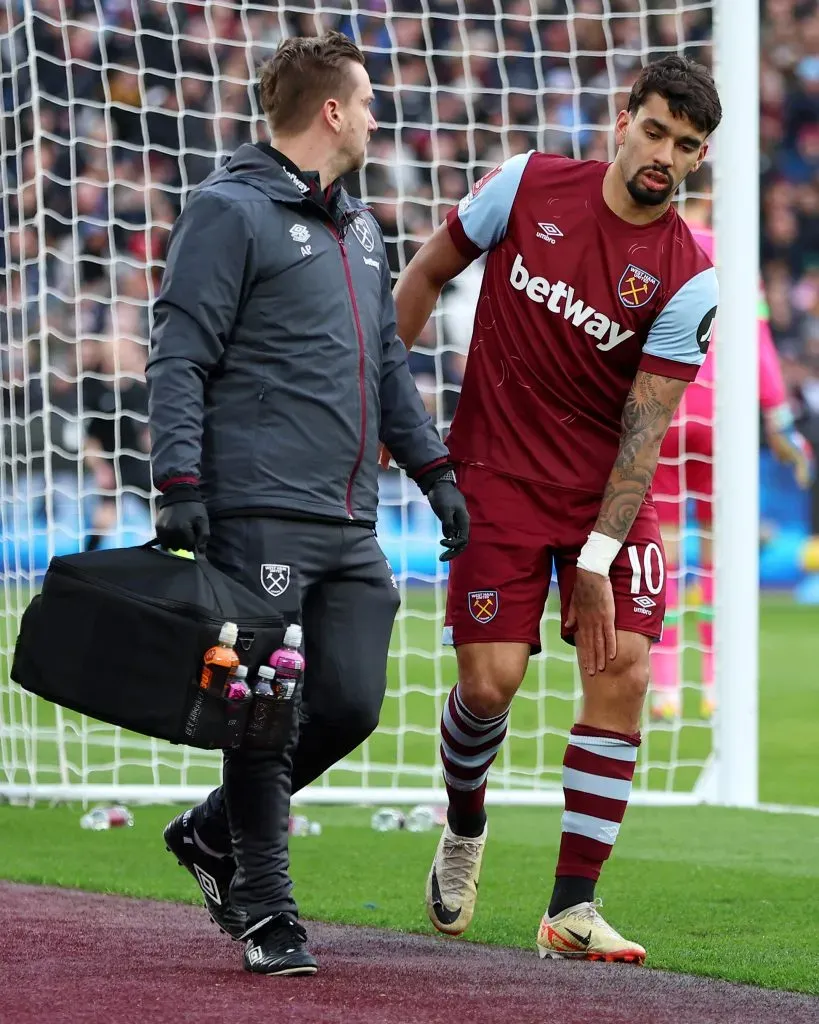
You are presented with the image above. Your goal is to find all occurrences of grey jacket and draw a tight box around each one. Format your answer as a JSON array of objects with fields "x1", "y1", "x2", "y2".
[{"x1": 146, "y1": 143, "x2": 448, "y2": 522}]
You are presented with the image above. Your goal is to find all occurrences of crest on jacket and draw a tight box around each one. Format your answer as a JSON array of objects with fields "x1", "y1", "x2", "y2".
[
  {"x1": 352, "y1": 217, "x2": 375, "y2": 252},
  {"x1": 261, "y1": 563, "x2": 291, "y2": 597}
]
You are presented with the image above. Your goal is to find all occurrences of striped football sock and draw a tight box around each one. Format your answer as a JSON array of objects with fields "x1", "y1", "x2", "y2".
[
  {"x1": 440, "y1": 683, "x2": 509, "y2": 838},
  {"x1": 549, "y1": 724, "x2": 640, "y2": 916}
]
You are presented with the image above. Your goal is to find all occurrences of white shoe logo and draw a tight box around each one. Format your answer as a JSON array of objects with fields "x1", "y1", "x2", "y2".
[
  {"x1": 193, "y1": 864, "x2": 222, "y2": 904},
  {"x1": 246, "y1": 946, "x2": 264, "y2": 964}
]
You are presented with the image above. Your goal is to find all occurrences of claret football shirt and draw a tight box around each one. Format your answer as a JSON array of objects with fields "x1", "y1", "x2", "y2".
[{"x1": 444, "y1": 151, "x2": 718, "y2": 494}]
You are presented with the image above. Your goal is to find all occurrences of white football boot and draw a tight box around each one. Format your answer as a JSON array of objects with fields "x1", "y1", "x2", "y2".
[
  {"x1": 425, "y1": 823, "x2": 488, "y2": 936},
  {"x1": 536, "y1": 899, "x2": 646, "y2": 963}
]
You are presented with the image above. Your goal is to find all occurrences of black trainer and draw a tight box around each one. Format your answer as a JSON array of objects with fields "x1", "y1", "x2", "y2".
[
  {"x1": 243, "y1": 914, "x2": 318, "y2": 976},
  {"x1": 163, "y1": 809, "x2": 246, "y2": 939}
]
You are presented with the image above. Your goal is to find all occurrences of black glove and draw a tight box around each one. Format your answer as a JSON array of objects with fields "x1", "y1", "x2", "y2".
[
  {"x1": 418, "y1": 468, "x2": 470, "y2": 562},
  {"x1": 155, "y1": 483, "x2": 210, "y2": 553}
]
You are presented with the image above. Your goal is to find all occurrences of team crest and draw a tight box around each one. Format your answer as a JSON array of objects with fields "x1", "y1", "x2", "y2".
[
  {"x1": 352, "y1": 217, "x2": 375, "y2": 252},
  {"x1": 618, "y1": 264, "x2": 660, "y2": 308},
  {"x1": 468, "y1": 590, "x2": 499, "y2": 623},
  {"x1": 261, "y1": 563, "x2": 290, "y2": 597}
]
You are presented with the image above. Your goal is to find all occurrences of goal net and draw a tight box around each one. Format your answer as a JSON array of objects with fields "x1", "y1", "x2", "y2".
[{"x1": 0, "y1": 0, "x2": 755, "y2": 806}]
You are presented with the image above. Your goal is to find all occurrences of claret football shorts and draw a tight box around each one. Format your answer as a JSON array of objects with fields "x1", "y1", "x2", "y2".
[{"x1": 444, "y1": 463, "x2": 667, "y2": 654}]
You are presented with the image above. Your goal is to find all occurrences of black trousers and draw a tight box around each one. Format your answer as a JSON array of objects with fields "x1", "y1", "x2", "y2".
[{"x1": 193, "y1": 516, "x2": 400, "y2": 923}]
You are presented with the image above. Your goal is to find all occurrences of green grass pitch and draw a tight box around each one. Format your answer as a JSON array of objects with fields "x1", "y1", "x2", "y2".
[{"x1": 1, "y1": 590, "x2": 818, "y2": 992}]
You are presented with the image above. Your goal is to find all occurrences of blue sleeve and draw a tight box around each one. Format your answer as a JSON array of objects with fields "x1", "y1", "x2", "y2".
[
  {"x1": 642, "y1": 267, "x2": 719, "y2": 369},
  {"x1": 453, "y1": 152, "x2": 532, "y2": 252}
]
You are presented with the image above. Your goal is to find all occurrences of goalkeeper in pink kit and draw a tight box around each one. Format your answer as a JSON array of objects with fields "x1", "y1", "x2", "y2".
[
  {"x1": 651, "y1": 221, "x2": 812, "y2": 721},
  {"x1": 392, "y1": 56, "x2": 723, "y2": 963}
]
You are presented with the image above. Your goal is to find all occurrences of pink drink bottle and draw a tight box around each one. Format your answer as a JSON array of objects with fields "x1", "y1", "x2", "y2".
[{"x1": 267, "y1": 623, "x2": 304, "y2": 700}]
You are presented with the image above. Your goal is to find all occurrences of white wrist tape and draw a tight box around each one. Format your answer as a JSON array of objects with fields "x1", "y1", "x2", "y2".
[{"x1": 577, "y1": 531, "x2": 622, "y2": 577}]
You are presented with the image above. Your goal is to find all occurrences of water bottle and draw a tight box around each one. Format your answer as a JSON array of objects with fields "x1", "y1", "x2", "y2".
[
  {"x1": 252, "y1": 665, "x2": 276, "y2": 696},
  {"x1": 80, "y1": 805, "x2": 134, "y2": 830},
  {"x1": 223, "y1": 663, "x2": 250, "y2": 701},
  {"x1": 200, "y1": 622, "x2": 239, "y2": 695},
  {"x1": 370, "y1": 808, "x2": 405, "y2": 832},
  {"x1": 404, "y1": 805, "x2": 439, "y2": 833},
  {"x1": 289, "y1": 815, "x2": 322, "y2": 837},
  {"x1": 268, "y1": 624, "x2": 305, "y2": 700}
]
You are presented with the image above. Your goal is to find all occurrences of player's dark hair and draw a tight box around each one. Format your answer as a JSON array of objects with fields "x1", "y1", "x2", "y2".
[
  {"x1": 258, "y1": 31, "x2": 365, "y2": 136},
  {"x1": 628, "y1": 55, "x2": 722, "y2": 136}
]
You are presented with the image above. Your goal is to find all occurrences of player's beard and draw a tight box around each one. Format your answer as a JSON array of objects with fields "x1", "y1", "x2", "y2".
[{"x1": 626, "y1": 166, "x2": 675, "y2": 207}]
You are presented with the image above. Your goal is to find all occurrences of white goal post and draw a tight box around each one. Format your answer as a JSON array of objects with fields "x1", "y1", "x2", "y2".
[{"x1": 0, "y1": 0, "x2": 759, "y2": 809}]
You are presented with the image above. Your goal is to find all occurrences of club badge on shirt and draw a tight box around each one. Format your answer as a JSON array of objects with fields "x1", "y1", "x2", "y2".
[{"x1": 618, "y1": 264, "x2": 661, "y2": 308}]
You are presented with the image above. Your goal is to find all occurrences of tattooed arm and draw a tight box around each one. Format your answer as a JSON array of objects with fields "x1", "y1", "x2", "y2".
[
  {"x1": 594, "y1": 371, "x2": 688, "y2": 542},
  {"x1": 566, "y1": 370, "x2": 688, "y2": 677}
]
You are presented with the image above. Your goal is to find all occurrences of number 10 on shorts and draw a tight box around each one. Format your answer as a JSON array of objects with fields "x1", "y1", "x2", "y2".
[{"x1": 627, "y1": 542, "x2": 665, "y2": 597}]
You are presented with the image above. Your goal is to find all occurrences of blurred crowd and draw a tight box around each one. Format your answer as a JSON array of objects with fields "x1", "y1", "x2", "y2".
[
  {"x1": 760, "y1": 0, "x2": 819, "y2": 532},
  {"x1": 0, "y1": 0, "x2": 817, "y2": 541}
]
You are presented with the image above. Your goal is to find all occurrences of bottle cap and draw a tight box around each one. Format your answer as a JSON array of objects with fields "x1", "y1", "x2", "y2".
[
  {"x1": 219, "y1": 622, "x2": 238, "y2": 647},
  {"x1": 257, "y1": 666, "x2": 276, "y2": 679},
  {"x1": 232, "y1": 665, "x2": 248, "y2": 679},
  {"x1": 283, "y1": 623, "x2": 303, "y2": 649}
]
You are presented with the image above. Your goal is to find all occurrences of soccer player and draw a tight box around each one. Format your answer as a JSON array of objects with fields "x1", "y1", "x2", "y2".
[
  {"x1": 651, "y1": 213, "x2": 812, "y2": 721},
  {"x1": 392, "y1": 55, "x2": 721, "y2": 962}
]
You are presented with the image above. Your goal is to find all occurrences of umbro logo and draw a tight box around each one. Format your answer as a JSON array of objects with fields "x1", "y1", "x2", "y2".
[
  {"x1": 537, "y1": 222, "x2": 563, "y2": 244},
  {"x1": 193, "y1": 864, "x2": 222, "y2": 904},
  {"x1": 363, "y1": 256, "x2": 380, "y2": 269},
  {"x1": 598, "y1": 823, "x2": 620, "y2": 843},
  {"x1": 289, "y1": 223, "x2": 312, "y2": 258},
  {"x1": 633, "y1": 594, "x2": 656, "y2": 616},
  {"x1": 246, "y1": 945, "x2": 264, "y2": 965}
]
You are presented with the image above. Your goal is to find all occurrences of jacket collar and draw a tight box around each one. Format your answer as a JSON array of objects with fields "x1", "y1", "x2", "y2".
[{"x1": 220, "y1": 143, "x2": 367, "y2": 223}]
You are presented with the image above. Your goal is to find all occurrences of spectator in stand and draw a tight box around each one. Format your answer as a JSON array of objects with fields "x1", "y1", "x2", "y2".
[{"x1": 3, "y1": 0, "x2": 818, "y2": 546}]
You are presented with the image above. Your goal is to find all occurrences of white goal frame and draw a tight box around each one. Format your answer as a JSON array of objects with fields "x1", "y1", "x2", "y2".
[{"x1": 0, "y1": 0, "x2": 760, "y2": 809}]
